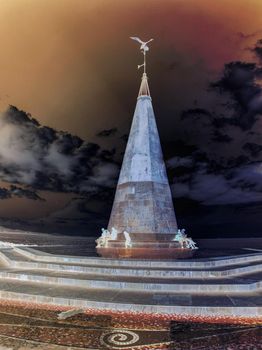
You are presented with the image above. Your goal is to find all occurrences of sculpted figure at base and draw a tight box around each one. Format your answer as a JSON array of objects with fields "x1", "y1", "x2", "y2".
[
  {"x1": 173, "y1": 229, "x2": 198, "y2": 250},
  {"x1": 96, "y1": 228, "x2": 111, "y2": 248},
  {"x1": 123, "y1": 231, "x2": 132, "y2": 248},
  {"x1": 111, "y1": 227, "x2": 118, "y2": 240},
  {"x1": 96, "y1": 227, "x2": 132, "y2": 249},
  {"x1": 96, "y1": 227, "x2": 119, "y2": 248}
]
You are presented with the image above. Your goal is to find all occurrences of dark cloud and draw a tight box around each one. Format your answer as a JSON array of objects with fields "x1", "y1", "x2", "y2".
[
  {"x1": 0, "y1": 185, "x2": 43, "y2": 201},
  {"x1": 243, "y1": 142, "x2": 262, "y2": 158},
  {"x1": 0, "y1": 188, "x2": 11, "y2": 200},
  {"x1": 226, "y1": 155, "x2": 250, "y2": 168},
  {"x1": 120, "y1": 134, "x2": 128, "y2": 142},
  {"x1": 166, "y1": 141, "x2": 262, "y2": 206},
  {"x1": 237, "y1": 31, "x2": 259, "y2": 40},
  {"x1": 180, "y1": 108, "x2": 212, "y2": 122},
  {"x1": 211, "y1": 130, "x2": 233, "y2": 143},
  {"x1": 9, "y1": 185, "x2": 44, "y2": 201},
  {"x1": 253, "y1": 39, "x2": 262, "y2": 61},
  {"x1": 169, "y1": 157, "x2": 262, "y2": 205},
  {"x1": 210, "y1": 61, "x2": 262, "y2": 130},
  {"x1": 179, "y1": 107, "x2": 235, "y2": 145},
  {"x1": 96, "y1": 128, "x2": 118, "y2": 137},
  {"x1": 100, "y1": 148, "x2": 116, "y2": 160},
  {"x1": 0, "y1": 106, "x2": 119, "y2": 196}
]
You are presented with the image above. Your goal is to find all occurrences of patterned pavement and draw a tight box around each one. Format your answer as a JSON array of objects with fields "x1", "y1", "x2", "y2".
[{"x1": 0, "y1": 301, "x2": 259, "y2": 349}]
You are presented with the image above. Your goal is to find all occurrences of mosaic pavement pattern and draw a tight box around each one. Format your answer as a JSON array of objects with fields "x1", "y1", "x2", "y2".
[{"x1": 0, "y1": 302, "x2": 259, "y2": 349}]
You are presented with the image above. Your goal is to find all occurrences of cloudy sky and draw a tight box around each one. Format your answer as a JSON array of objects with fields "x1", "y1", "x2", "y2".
[{"x1": 0, "y1": 0, "x2": 261, "y2": 237}]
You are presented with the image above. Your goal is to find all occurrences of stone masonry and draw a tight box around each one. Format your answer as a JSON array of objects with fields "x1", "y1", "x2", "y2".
[{"x1": 108, "y1": 75, "x2": 178, "y2": 241}]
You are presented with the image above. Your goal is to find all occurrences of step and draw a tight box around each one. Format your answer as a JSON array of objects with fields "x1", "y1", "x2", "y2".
[
  {"x1": 0, "y1": 268, "x2": 261, "y2": 294},
  {"x1": 0, "y1": 248, "x2": 31, "y2": 265},
  {"x1": 1, "y1": 249, "x2": 262, "y2": 279},
  {"x1": 14, "y1": 247, "x2": 262, "y2": 268},
  {"x1": 0, "y1": 279, "x2": 260, "y2": 318},
  {"x1": 11, "y1": 248, "x2": 262, "y2": 272}
]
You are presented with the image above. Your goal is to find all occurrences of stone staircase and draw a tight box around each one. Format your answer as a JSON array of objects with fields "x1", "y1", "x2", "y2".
[{"x1": 0, "y1": 246, "x2": 261, "y2": 318}]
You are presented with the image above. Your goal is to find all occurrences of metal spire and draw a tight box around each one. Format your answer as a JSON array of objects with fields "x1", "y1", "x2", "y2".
[{"x1": 130, "y1": 37, "x2": 153, "y2": 97}]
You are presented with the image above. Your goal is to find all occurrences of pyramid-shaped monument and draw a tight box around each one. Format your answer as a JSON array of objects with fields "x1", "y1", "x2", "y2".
[
  {"x1": 108, "y1": 73, "x2": 178, "y2": 241},
  {"x1": 96, "y1": 38, "x2": 195, "y2": 259}
]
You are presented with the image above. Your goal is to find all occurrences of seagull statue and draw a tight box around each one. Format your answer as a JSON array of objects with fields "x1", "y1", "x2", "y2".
[
  {"x1": 130, "y1": 37, "x2": 154, "y2": 53},
  {"x1": 130, "y1": 37, "x2": 154, "y2": 73}
]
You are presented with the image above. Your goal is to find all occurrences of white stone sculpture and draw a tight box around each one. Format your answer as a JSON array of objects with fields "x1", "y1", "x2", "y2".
[
  {"x1": 96, "y1": 227, "x2": 118, "y2": 248},
  {"x1": 96, "y1": 228, "x2": 111, "y2": 248},
  {"x1": 111, "y1": 227, "x2": 118, "y2": 240},
  {"x1": 123, "y1": 231, "x2": 132, "y2": 248},
  {"x1": 173, "y1": 229, "x2": 198, "y2": 250},
  {"x1": 185, "y1": 238, "x2": 198, "y2": 249}
]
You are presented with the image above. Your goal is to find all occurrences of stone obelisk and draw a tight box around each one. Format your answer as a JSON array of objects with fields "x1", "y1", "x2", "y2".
[
  {"x1": 108, "y1": 72, "x2": 178, "y2": 241},
  {"x1": 96, "y1": 37, "x2": 195, "y2": 259}
]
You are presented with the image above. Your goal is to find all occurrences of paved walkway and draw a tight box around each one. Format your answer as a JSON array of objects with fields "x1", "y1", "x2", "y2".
[{"x1": 0, "y1": 301, "x2": 259, "y2": 349}]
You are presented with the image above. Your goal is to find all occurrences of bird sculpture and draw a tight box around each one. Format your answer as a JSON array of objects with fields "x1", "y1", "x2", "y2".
[
  {"x1": 130, "y1": 37, "x2": 154, "y2": 72},
  {"x1": 130, "y1": 37, "x2": 154, "y2": 53}
]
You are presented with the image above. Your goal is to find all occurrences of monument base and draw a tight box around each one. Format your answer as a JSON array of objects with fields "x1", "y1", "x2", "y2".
[{"x1": 96, "y1": 241, "x2": 196, "y2": 259}]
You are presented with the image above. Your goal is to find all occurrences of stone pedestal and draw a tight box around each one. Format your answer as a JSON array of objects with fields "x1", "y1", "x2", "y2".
[{"x1": 97, "y1": 244, "x2": 195, "y2": 259}]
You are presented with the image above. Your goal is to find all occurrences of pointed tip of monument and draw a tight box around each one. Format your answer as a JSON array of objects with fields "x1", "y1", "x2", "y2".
[{"x1": 138, "y1": 73, "x2": 151, "y2": 99}]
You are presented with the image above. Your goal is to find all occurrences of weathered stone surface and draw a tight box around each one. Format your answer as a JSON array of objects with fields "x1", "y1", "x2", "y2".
[
  {"x1": 108, "y1": 90, "x2": 178, "y2": 241},
  {"x1": 108, "y1": 182, "x2": 177, "y2": 239},
  {"x1": 117, "y1": 96, "x2": 169, "y2": 185},
  {"x1": 97, "y1": 246, "x2": 194, "y2": 259}
]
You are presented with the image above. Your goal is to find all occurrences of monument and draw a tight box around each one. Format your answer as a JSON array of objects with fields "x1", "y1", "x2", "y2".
[{"x1": 96, "y1": 37, "x2": 197, "y2": 259}]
